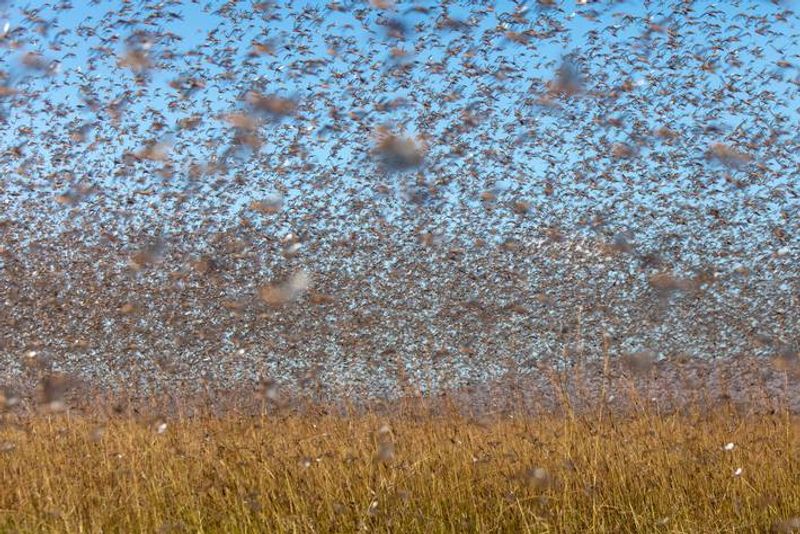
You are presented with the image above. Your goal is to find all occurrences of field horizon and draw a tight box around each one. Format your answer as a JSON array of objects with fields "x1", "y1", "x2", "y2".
[{"x1": 2, "y1": 359, "x2": 800, "y2": 532}]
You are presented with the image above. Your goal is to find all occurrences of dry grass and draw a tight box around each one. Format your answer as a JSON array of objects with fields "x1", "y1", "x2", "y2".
[{"x1": 1, "y1": 403, "x2": 799, "y2": 533}]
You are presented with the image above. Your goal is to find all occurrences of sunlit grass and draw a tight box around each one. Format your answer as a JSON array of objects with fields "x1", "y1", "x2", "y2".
[{"x1": 1, "y1": 403, "x2": 799, "y2": 533}]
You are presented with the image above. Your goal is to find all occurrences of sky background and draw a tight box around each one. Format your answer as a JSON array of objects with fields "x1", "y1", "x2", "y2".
[{"x1": 0, "y1": 0, "x2": 798, "y2": 266}]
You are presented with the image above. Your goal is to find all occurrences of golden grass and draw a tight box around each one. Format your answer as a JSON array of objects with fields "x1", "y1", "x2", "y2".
[{"x1": 1, "y1": 404, "x2": 799, "y2": 533}]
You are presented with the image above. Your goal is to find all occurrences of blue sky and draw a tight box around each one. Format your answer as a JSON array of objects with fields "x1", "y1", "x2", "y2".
[{"x1": 0, "y1": 0, "x2": 798, "y2": 269}]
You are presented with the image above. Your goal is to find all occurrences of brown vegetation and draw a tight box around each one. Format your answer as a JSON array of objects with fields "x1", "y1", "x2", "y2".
[{"x1": 1, "y1": 400, "x2": 799, "y2": 533}]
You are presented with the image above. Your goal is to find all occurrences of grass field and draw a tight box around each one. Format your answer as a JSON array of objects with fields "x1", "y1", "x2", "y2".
[{"x1": 1, "y1": 399, "x2": 799, "y2": 533}]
